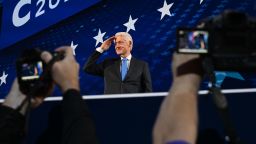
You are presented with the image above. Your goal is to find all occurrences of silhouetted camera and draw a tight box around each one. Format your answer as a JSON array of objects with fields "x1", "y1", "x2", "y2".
[
  {"x1": 16, "y1": 48, "x2": 64, "y2": 96},
  {"x1": 177, "y1": 10, "x2": 256, "y2": 71}
]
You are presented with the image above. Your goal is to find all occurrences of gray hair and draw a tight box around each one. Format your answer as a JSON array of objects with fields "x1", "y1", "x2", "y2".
[{"x1": 115, "y1": 32, "x2": 133, "y2": 50}]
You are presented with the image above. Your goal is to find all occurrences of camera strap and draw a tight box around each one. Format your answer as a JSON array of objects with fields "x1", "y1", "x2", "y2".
[{"x1": 203, "y1": 57, "x2": 243, "y2": 144}]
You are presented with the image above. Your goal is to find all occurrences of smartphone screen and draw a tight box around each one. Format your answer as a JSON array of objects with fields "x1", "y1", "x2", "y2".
[
  {"x1": 177, "y1": 29, "x2": 209, "y2": 54},
  {"x1": 20, "y1": 61, "x2": 43, "y2": 81}
]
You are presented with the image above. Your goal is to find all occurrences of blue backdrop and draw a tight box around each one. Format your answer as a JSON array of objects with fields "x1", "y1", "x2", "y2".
[
  {"x1": 0, "y1": 0, "x2": 256, "y2": 144},
  {"x1": 0, "y1": 0, "x2": 101, "y2": 49},
  {"x1": 0, "y1": 0, "x2": 256, "y2": 98}
]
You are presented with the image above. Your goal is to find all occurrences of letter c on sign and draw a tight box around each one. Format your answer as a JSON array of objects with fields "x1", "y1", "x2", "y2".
[{"x1": 12, "y1": 0, "x2": 31, "y2": 27}]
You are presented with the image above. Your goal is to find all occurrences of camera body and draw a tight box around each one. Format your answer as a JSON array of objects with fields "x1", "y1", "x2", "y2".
[
  {"x1": 177, "y1": 10, "x2": 256, "y2": 71},
  {"x1": 16, "y1": 48, "x2": 64, "y2": 96}
]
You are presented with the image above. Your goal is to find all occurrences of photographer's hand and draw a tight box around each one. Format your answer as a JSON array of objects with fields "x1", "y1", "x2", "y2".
[
  {"x1": 41, "y1": 46, "x2": 80, "y2": 93},
  {"x1": 3, "y1": 79, "x2": 26, "y2": 114},
  {"x1": 3, "y1": 79, "x2": 46, "y2": 115},
  {"x1": 153, "y1": 53, "x2": 203, "y2": 144}
]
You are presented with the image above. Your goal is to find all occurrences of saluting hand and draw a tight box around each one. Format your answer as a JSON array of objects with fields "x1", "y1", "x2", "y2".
[{"x1": 100, "y1": 36, "x2": 115, "y2": 51}]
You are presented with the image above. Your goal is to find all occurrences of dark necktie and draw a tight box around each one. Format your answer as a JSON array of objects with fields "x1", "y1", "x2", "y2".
[{"x1": 121, "y1": 58, "x2": 128, "y2": 81}]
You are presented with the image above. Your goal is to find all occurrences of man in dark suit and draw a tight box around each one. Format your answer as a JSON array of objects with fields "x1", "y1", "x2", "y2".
[{"x1": 83, "y1": 32, "x2": 152, "y2": 94}]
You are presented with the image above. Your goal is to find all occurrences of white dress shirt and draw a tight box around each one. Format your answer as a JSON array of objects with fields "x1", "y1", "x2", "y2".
[{"x1": 121, "y1": 54, "x2": 132, "y2": 70}]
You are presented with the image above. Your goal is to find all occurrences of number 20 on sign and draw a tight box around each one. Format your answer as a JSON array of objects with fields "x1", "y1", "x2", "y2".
[{"x1": 12, "y1": 0, "x2": 69, "y2": 27}]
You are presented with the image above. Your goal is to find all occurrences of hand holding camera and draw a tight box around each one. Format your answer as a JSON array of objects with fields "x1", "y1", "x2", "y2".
[
  {"x1": 16, "y1": 46, "x2": 79, "y2": 99},
  {"x1": 176, "y1": 10, "x2": 256, "y2": 72},
  {"x1": 41, "y1": 47, "x2": 80, "y2": 93}
]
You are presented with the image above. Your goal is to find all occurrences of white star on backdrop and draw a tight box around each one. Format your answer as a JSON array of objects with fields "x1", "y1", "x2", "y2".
[
  {"x1": 70, "y1": 41, "x2": 78, "y2": 55},
  {"x1": 93, "y1": 29, "x2": 106, "y2": 47},
  {"x1": 158, "y1": 0, "x2": 174, "y2": 20},
  {"x1": 0, "y1": 71, "x2": 8, "y2": 86},
  {"x1": 200, "y1": 0, "x2": 204, "y2": 4},
  {"x1": 123, "y1": 15, "x2": 138, "y2": 32}
]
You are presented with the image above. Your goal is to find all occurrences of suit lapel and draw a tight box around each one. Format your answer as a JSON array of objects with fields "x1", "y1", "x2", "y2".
[{"x1": 114, "y1": 59, "x2": 122, "y2": 80}]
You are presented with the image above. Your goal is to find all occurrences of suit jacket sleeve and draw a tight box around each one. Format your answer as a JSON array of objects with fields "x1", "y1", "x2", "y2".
[
  {"x1": 142, "y1": 62, "x2": 153, "y2": 92},
  {"x1": 0, "y1": 105, "x2": 25, "y2": 144},
  {"x1": 83, "y1": 51, "x2": 104, "y2": 77},
  {"x1": 62, "y1": 89, "x2": 98, "y2": 144}
]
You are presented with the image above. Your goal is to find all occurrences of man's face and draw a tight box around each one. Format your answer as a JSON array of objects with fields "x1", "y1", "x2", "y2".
[{"x1": 114, "y1": 36, "x2": 131, "y2": 57}]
